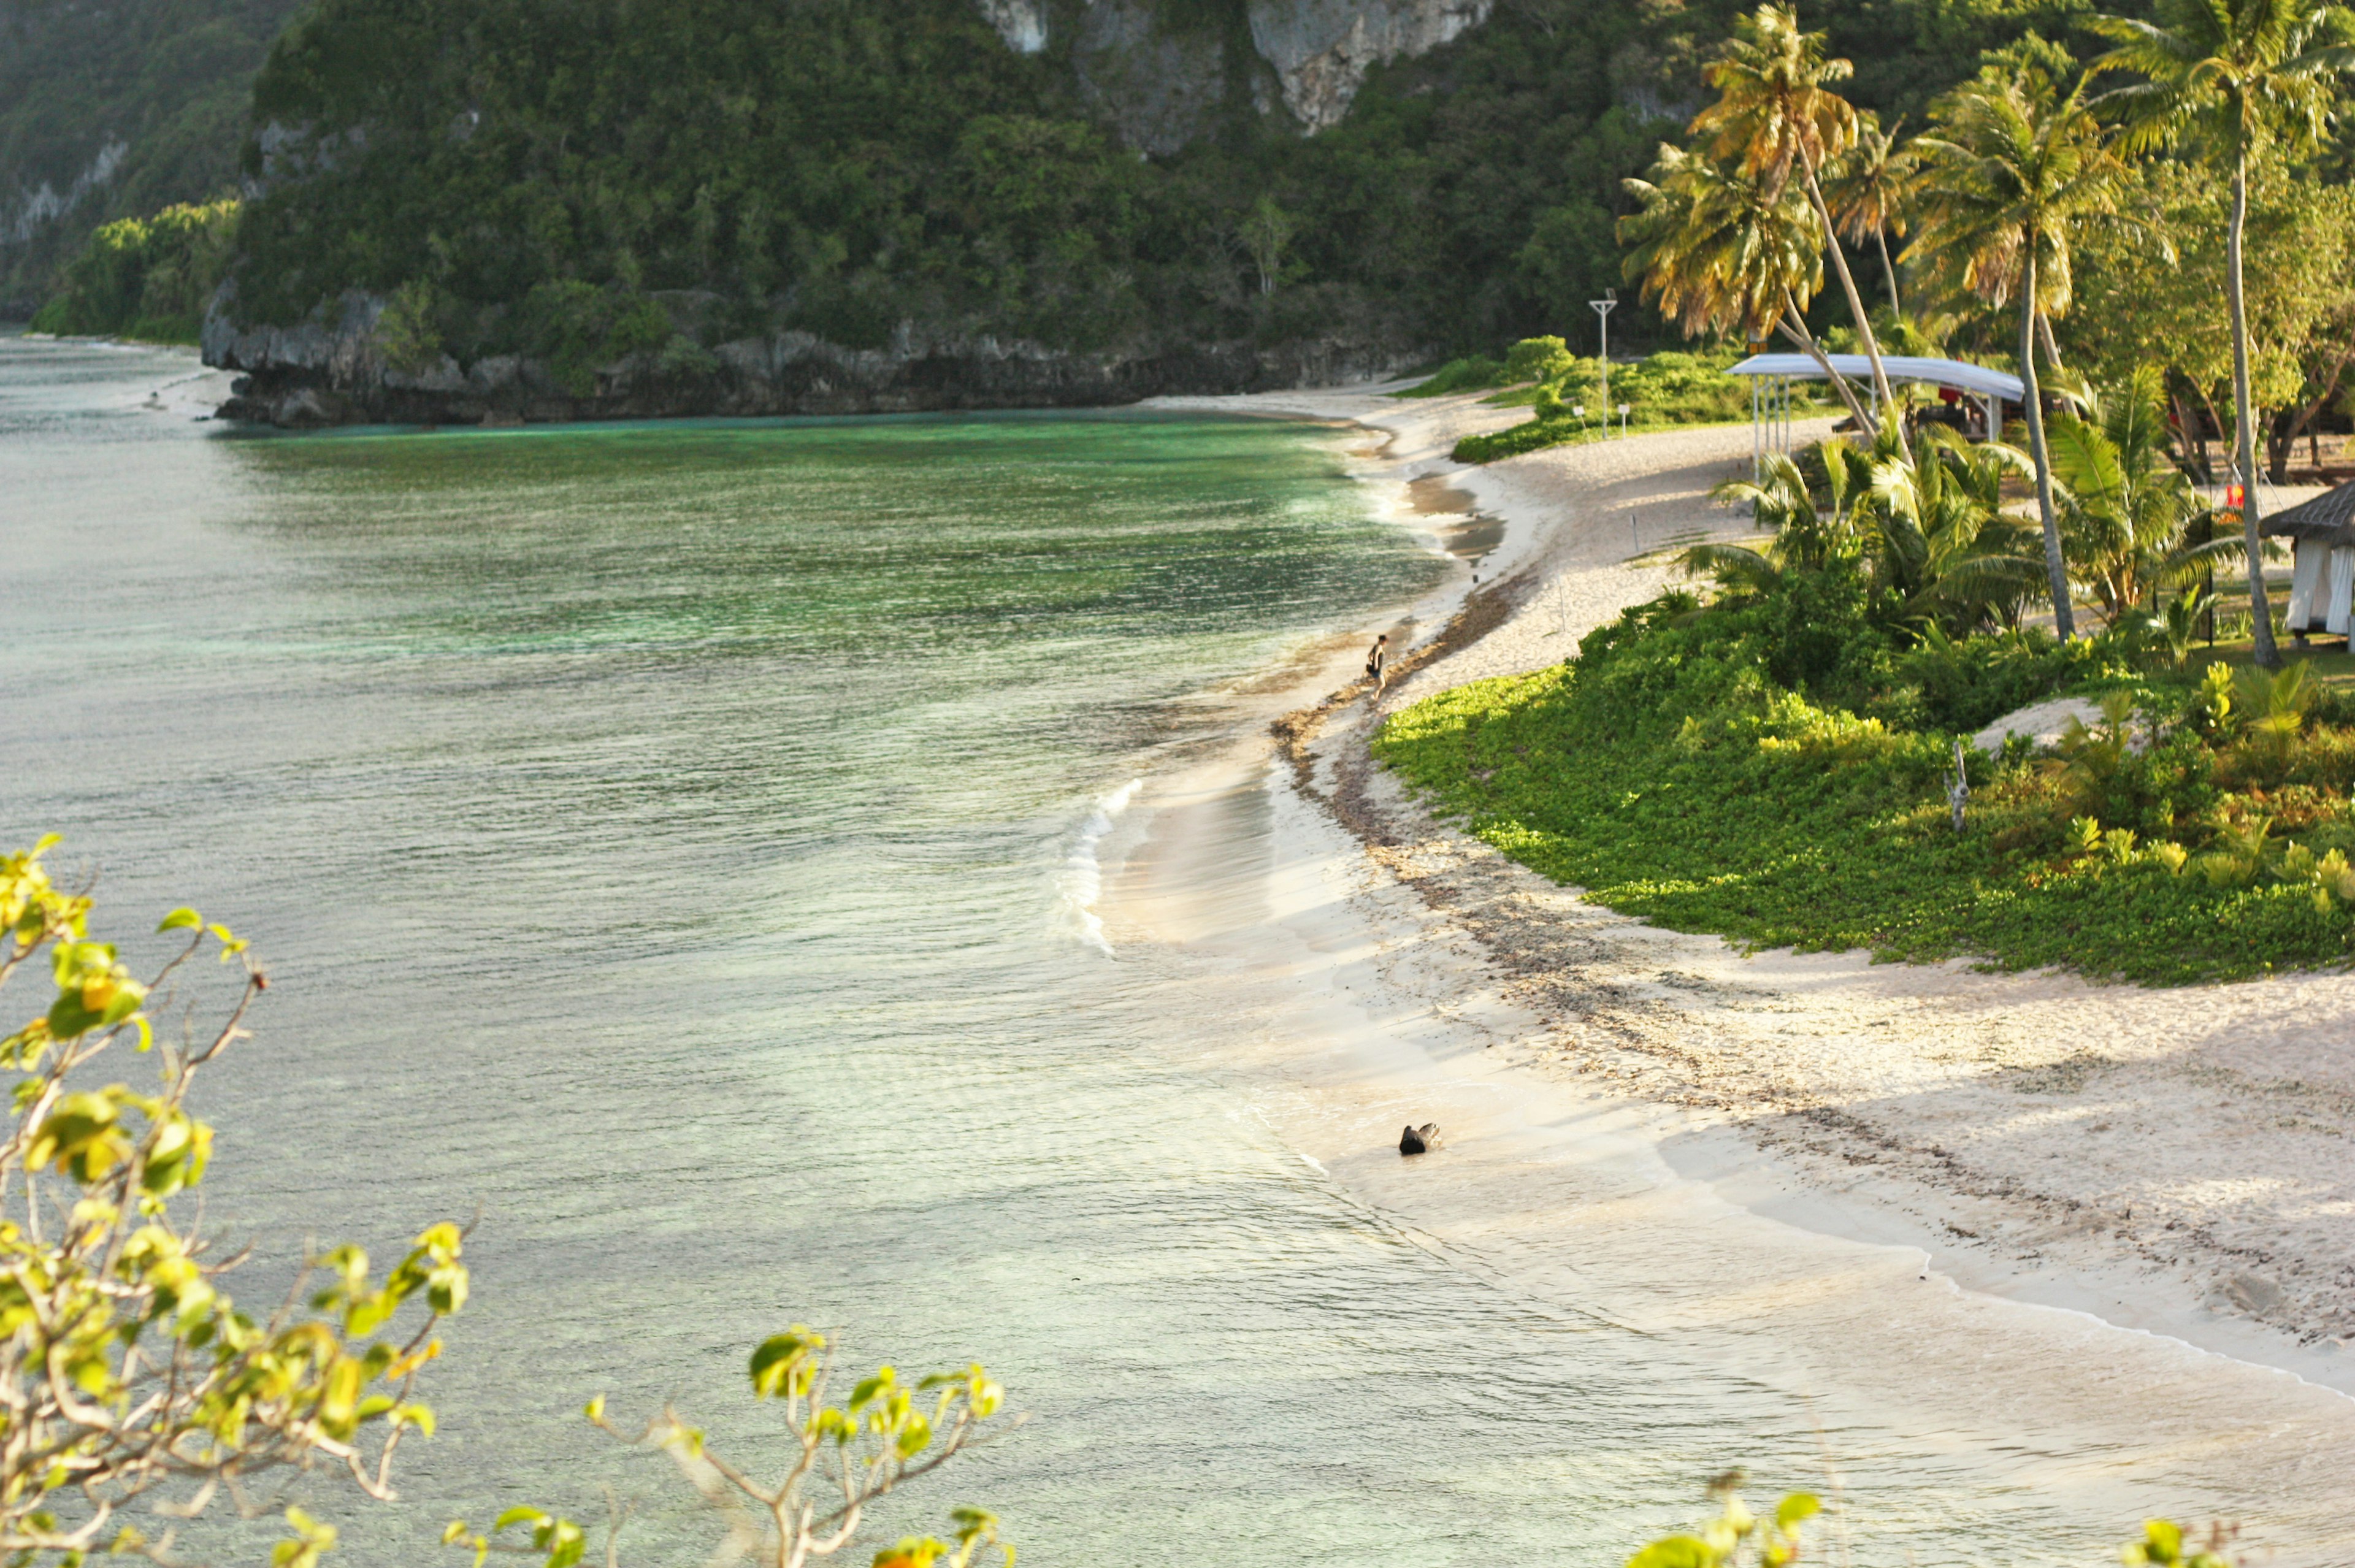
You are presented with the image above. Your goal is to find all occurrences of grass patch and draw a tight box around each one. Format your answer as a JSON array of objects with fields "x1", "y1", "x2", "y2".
[
  {"x1": 1392, "y1": 356, "x2": 1511, "y2": 397},
  {"x1": 1372, "y1": 596, "x2": 2355, "y2": 985},
  {"x1": 1452, "y1": 348, "x2": 1825, "y2": 463}
]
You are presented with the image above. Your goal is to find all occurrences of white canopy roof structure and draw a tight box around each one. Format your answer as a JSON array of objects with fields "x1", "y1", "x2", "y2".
[{"x1": 1729, "y1": 353, "x2": 2026, "y2": 402}]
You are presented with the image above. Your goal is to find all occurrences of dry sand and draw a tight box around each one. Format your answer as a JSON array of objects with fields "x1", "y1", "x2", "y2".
[{"x1": 1114, "y1": 381, "x2": 2355, "y2": 1551}]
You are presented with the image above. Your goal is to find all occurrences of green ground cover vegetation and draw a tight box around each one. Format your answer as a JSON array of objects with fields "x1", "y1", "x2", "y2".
[
  {"x1": 1379, "y1": 403, "x2": 2355, "y2": 984},
  {"x1": 1425, "y1": 335, "x2": 1801, "y2": 459}
]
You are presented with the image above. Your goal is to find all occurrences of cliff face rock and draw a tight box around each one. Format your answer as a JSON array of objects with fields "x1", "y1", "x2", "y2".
[
  {"x1": 1245, "y1": 0, "x2": 1493, "y2": 130},
  {"x1": 1072, "y1": 0, "x2": 1235, "y2": 156},
  {"x1": 974, "y1": 0, "x2": 1050, "y2": 53},
  {"x1": 202, "y1": 291, "x2": 1422, "y2": 429},
  {"x1": 975, "y1": 0, "x2": 1492, "y2": 142}
]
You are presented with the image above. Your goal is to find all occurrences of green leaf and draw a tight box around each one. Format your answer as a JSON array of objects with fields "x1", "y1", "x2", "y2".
[
  {"x1": 542, "y1": 1521, "x2": 586, "y2": 1568},
  {"x1": 1775, "y1": 1493, "x2": 1820, "y2": 1531},
  {"x1": 749, "y1": 1328, "x2": 821, "y2": 1397},
  {"x1": 851, "y1": 1368, "x2": 895, "y2": 1409},
  {"x1": 1627, "y1": 1536, "x2": 1717, "y2": 1568},
  {"x1": 2141, "y1": 1519, "x2": 2183, "y2": 1564},
  {"x1": 492, "y1": 1508, "x2": 548, "y2": 1533},
  {"x1": 156, "y1": 908, "x2": 202, "y2": 932}
]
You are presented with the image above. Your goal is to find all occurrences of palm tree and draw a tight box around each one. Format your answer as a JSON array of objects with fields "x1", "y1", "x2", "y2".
[
  {"x1": 2047, "y1": 365, "x2": 2243, "y2": 621},
  {"x1": 1619, "y1": 143, "x2": 1879, "y2": 433},
  {"x1": 1825, "y1": 111, "x2": 1916, "y2": 315},
  {"x1": 1910, "y1": 61, "x2": 2126, "y2": 640},
  {"x1": 1691, "y1": 431, "x2": 2047, "y2": 637},
  {"x1": 2091, "y1": 0, "x2": 2355, "y2": 668},
  {"x1": 1868, "y1": 428, "x2": 2050, "y2": 633},
  {"x1": 1690, "y1": 3, "x2": 1906, "y2": 450}
]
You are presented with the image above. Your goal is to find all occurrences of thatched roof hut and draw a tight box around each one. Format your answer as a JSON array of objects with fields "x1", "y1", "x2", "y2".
[
  {"x1": 2262, "y1": 480, "x2": 2355, "y2": 636},
  {"x1": 2261, "y1": 480, "x2": 2355, "y2": 545}
]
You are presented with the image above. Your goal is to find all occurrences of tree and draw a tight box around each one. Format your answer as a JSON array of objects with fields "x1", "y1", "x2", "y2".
[
  {"x1": 1693, "y1": 429, "x2": 2047, "y2": 637},
  {"x1": 2071, "y1": 160, "x2": 2355, "y2": 481},
  {"x1": 1823, "y1": 110, "x2": 1916, "y2": 315},
  {"x1": 1911, "y1": 58, "x2": 2128, "y2": 640},
  {"x1": 446, "y1": 1328, "x2": 1014, "y2": 1568},
  {"x1": 2092, "y1": 0, "x2": 2355, "y2": 667},
  {"x1": 1238, "y1": 195, "x2": 1295, "y2": 297},
  {"x1": 1619, "y1": 143, "x2": 1880, "y2": 433},
  {"x1": 0, "y1": 838, "x2": 469, "y2": 1563},
  {"x1": 2047, "y1": 365, "x2": 2242, "y2": 621},
  {"x1": 1869, "y1": 427, "x2": 2051, "y2": 634},
  {"x1": 1690, "y1": 2, "x2": 1907, "y2": 451}
]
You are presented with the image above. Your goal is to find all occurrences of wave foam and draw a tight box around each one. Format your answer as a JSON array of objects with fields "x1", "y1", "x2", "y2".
[{"x1": 1059, "y1": 778, "x2": 1140, "y2": 955}]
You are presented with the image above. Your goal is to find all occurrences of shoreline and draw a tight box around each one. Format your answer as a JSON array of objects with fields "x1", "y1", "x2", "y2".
[{"x1": 1106, "y1": 383, "x2": 2355, "y2": 1553}]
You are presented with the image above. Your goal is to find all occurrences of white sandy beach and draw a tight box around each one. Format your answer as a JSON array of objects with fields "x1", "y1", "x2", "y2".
[{"x1": 1114, "y1": 384, "x2": 2355, "y2": 1557}]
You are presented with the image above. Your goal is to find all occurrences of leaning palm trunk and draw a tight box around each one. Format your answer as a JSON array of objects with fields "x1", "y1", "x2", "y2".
[
  {"x1": 1780, "y1": 301, "x2": 1878, "y2": 434},
  {"x1": 2018, "y1": 247, "x2": 2074, "y2": 638},
  {"x1": 1802, "y1": 160, "x2": 1909, "y2": 459},
  {"x1": 1875, "y1": 225, "x2": 1902, "y2": 315},
  {"x1": 2228, "y1": 149, "x2": 2279, "y2": 667}
]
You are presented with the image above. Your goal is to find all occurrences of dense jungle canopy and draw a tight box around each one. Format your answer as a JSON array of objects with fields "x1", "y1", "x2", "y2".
[{"x1": 5, "y1": 0, "x2": 2158, "y2": 358}]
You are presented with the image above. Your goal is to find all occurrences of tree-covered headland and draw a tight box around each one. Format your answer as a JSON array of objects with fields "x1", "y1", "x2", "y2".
[{"x1": 27, "y1": 0, "x2": 2196, "y2": 419}]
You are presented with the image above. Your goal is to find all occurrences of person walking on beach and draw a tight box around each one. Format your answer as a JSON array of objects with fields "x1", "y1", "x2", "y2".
[{"x1": 1366, "y1": 633, "x2": 1389, "y2": 694}]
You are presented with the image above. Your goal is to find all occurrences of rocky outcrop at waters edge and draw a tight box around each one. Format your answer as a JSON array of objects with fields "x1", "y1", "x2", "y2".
[{"x1": 204, "y1": 291, "x2": 1420, "y2": 429}]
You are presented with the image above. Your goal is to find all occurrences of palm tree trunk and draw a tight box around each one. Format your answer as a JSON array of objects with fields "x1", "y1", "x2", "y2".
[
  {"x1": 1779, "y1": 302, "x2": 1877, "y2": 434},
  {"x1": 1802, "y1": 159, "x2": 1909, "y2": 459},
  {"x1": 2019, "y1": 247, "x2": 2074, "y2": 640},
  {"x1": 2229, "y1": 148, "x2": 2279, "y2": 668},
  {"x1": 1876, "y1": 226, "x2": 1902, "y2": 317},
  {"x1": 2037, "y1": 313, "x2": 2064, "y2": 375}
]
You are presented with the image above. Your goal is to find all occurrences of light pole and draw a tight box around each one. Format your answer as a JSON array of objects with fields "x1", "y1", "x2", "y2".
[{"x1": 1589, "y1": 291, "x2": 1617, "y2": 436}]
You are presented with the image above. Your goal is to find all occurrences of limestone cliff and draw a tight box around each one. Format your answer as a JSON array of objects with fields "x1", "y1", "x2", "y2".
[
  {"x1": 1243, "y1": 0, "x2": 1493, "y2": 131},
  {"x1": 203, "y1": 288, "x2": 1420, "y2": 429},
  {"x1": 974, "y1": 0, "x2": 1495, "y2": 143}
]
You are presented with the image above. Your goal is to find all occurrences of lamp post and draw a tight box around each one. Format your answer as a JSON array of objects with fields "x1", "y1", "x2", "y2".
[{"x1": 1590, "y1": 291, "x2": 1617, "y2": 435}]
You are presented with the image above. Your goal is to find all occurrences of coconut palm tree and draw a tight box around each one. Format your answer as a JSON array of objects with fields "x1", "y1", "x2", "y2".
[
  {"x1": 1619, "y1": 143, "x2": 1878, "y2": 432},
  {"x1": 1692, "y1": 431, "x2": 2045, "y2": 636},
  {"x1": 2047, "y1": 364, "x2": 2243, "y2": 621},
  {"x1": 2091, "y1": 0, "x2": 2355, "y2": 668},
  {"x1": 1690, "y1": 3, "x2": 1906, "y2": 450},
  {"x1": 1910, "y1": 60, "x2": 2126, "y2": 640},
  {"x1": 1868, "y1": 428, "x2": 2051, "y2": 633},
  {"x1": 1825, "y1": 111, "x2": 1917, "y2": 315}
]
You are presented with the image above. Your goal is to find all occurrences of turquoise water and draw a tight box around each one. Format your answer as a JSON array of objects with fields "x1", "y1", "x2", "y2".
[{"x1": 1, "y1": 338, "x2": 2199, "y2": 1566}]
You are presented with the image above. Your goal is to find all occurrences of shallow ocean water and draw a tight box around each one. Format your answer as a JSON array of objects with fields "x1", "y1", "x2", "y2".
[{"x1": 0, "y1": 336, "x2": 2231, "y2": 1566}]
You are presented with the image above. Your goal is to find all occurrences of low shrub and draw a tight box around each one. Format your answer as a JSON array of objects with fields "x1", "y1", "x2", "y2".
[
  {"x1": 1452, "y1": 346, "x2": 1802, "y2": 461},
  {"x1": 1373, "y1": 579, "x2": 2355, "y2": 984}
]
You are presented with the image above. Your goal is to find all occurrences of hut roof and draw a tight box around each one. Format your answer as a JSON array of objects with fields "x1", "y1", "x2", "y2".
[
  {"x1": 2260, "y1": 480, "x2": 2355, "y2": 545},
  {"x1": 1728, "y1": 353, "x2": 2026, "y2": 402}
]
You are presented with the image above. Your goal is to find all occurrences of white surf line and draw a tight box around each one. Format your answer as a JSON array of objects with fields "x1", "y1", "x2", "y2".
[{"x1": 1057, "y1": 778, "x2": 1142, "y2": 955}]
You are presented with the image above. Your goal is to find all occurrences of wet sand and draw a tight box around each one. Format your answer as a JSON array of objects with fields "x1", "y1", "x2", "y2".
[{"x1": 1112, "y1": 383, "x2": 2355, "y2": 1559}]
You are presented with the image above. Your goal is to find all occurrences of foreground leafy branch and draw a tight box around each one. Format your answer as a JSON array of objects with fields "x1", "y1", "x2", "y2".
[
  {"x1": 447, "y1": 1326, "x2": 1013, "y2": 1568},
  {"x1": 0, "y1": 836, "x2": 471, "y2": 1563},
  {"x1": 1624, "y1": 1471, "x2": 2240, "y2": 1567}
]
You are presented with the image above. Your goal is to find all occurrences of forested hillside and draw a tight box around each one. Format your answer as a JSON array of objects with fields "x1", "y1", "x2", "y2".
[
  {"x1": 0, "y1": 0, "x2": 302, "y2": 314},
  {"x1": 188, "y1": 0, "x2": 2102, "y2": 421}
]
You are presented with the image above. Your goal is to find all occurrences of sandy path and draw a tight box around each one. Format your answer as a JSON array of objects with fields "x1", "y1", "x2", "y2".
[{"x1": 1148, "y1": 381, "x2": 2355, "y2": 1379}]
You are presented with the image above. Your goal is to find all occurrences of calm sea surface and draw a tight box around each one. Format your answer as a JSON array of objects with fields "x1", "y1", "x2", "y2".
[{"x1": 0, "y1": 337, "x2": 2189, "y2": 1566}]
